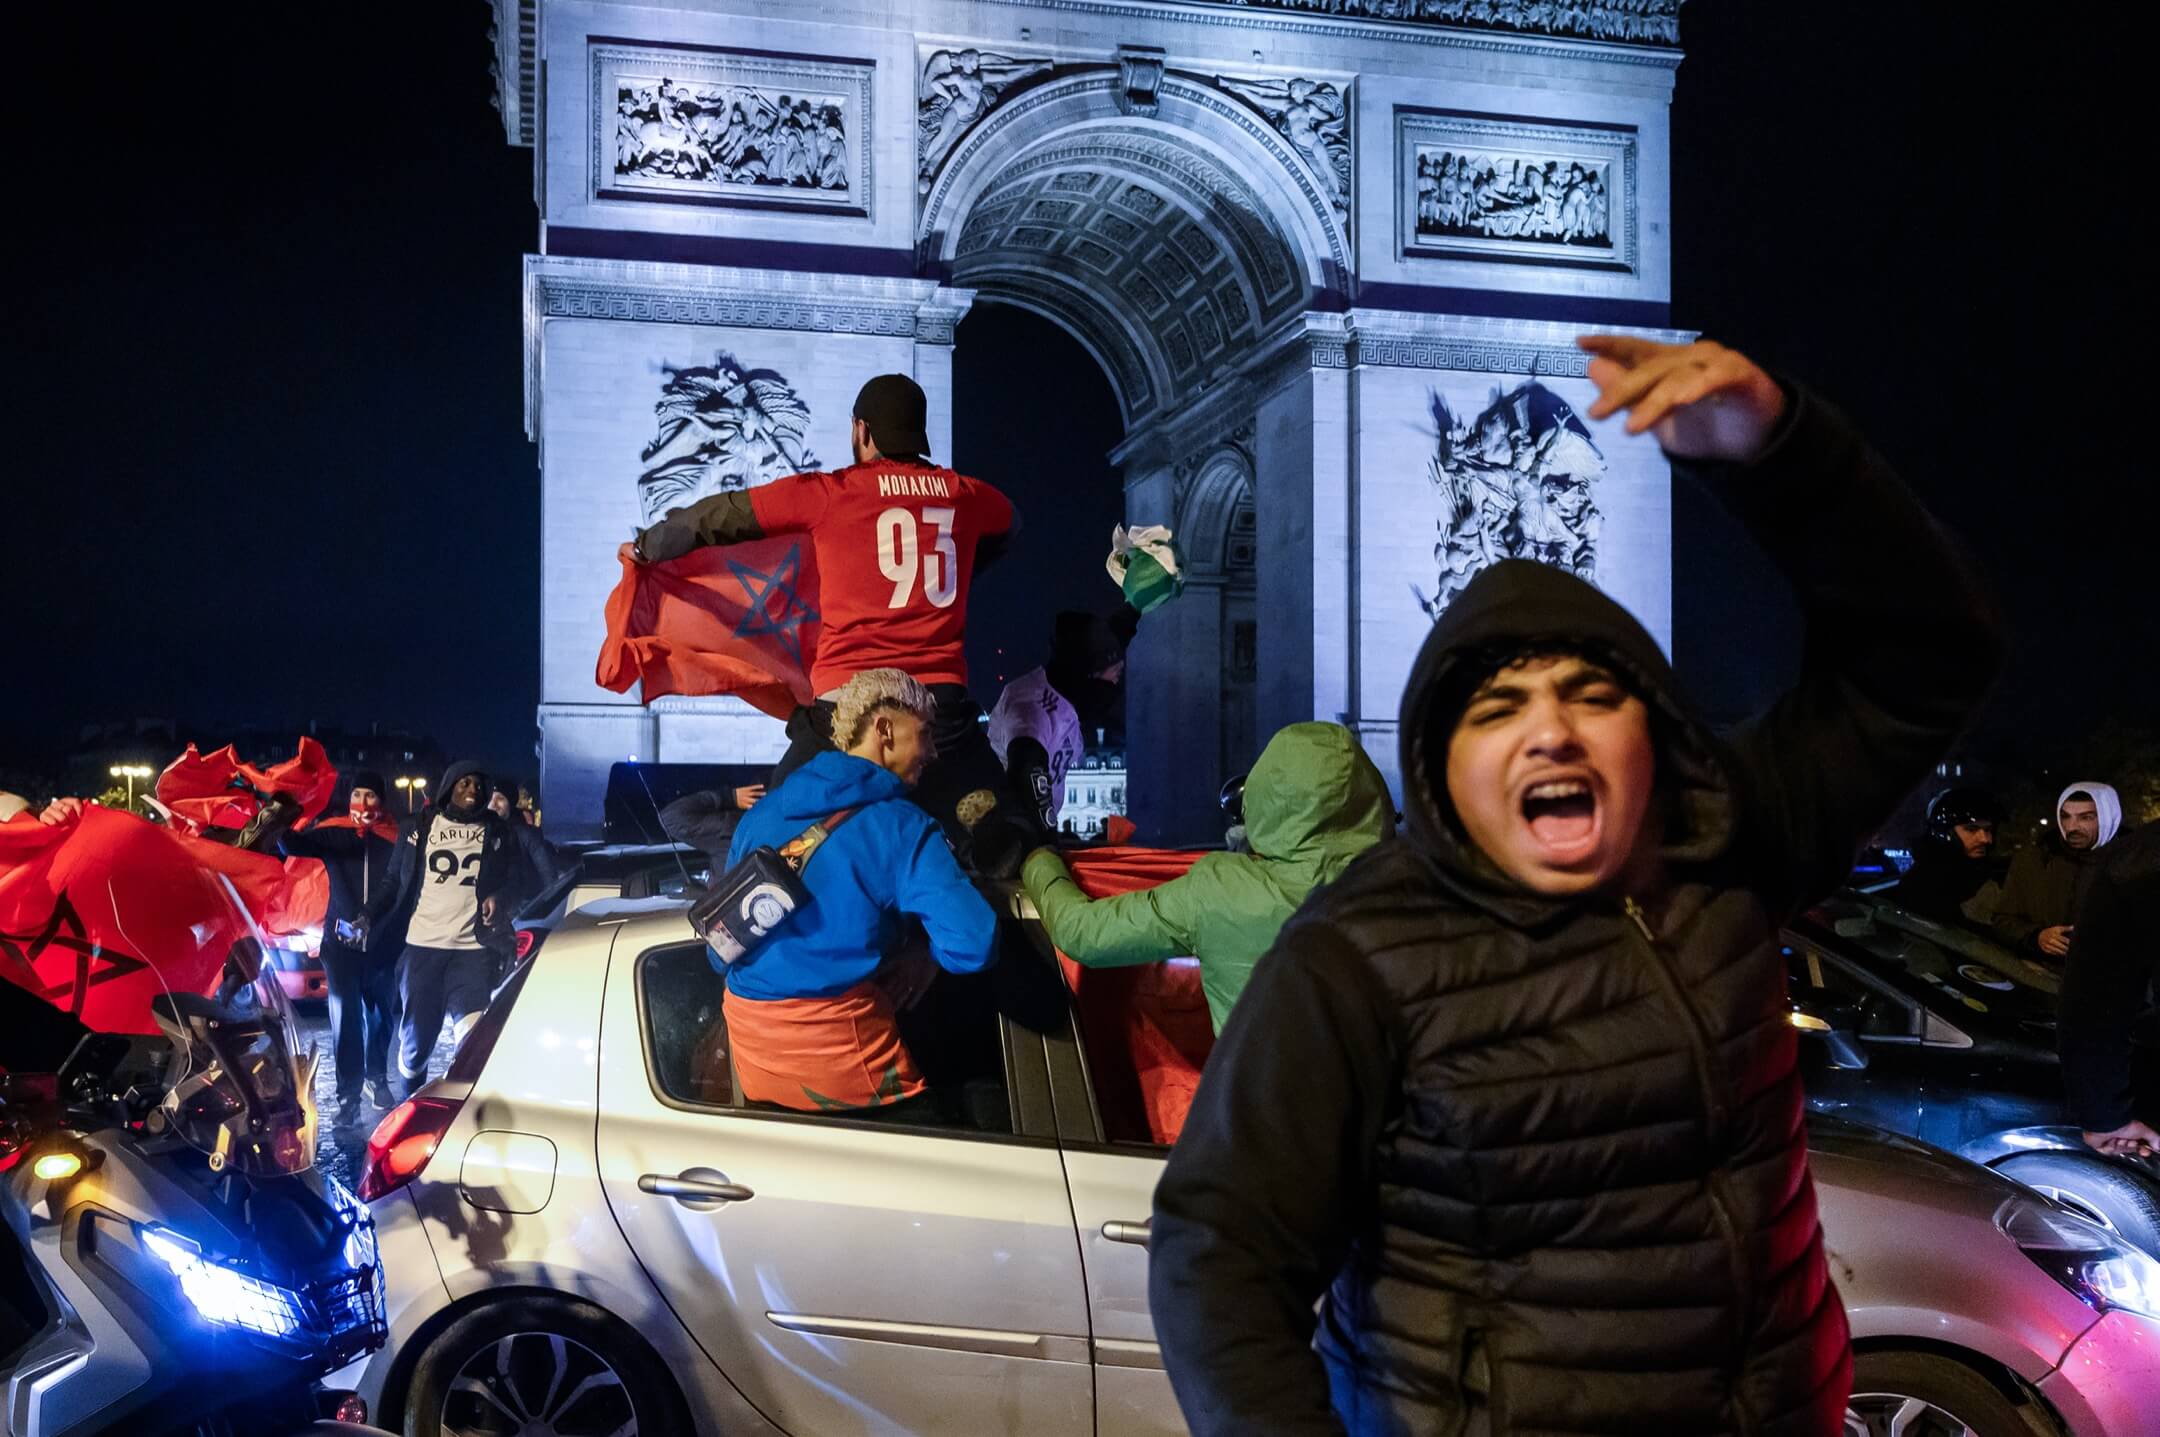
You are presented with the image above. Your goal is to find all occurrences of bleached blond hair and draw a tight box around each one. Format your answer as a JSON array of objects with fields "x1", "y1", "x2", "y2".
[{"x1": 831, "y1": 668, "x2": 935, "y2": 751}]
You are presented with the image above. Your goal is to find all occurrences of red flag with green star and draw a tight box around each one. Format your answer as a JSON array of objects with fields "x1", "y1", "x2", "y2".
[{"x1": 597, "y1": 538, "x2": 822, "y2": 720}]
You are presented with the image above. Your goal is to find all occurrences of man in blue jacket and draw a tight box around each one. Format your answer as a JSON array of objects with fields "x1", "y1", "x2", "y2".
[{"x1": 721, "y1": 668, "x2": 999, "y2": 1116}]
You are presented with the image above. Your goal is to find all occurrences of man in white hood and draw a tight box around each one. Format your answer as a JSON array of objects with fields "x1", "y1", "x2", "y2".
[{"x1": 1992, "y1": 781, "x2": 2123, "y2": 958}]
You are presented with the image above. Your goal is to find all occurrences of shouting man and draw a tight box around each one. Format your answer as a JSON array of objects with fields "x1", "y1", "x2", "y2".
[{"x1": 1147, "y1": 335, "x2": 2004, "y2": 1437}]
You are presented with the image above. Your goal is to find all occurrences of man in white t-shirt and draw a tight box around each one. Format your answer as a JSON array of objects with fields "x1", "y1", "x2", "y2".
[{"x1": 363, "y1": 761, "x2": 514, "y2": 1099}]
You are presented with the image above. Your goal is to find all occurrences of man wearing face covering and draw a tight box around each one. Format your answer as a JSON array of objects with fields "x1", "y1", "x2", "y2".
[
  {"x1": 1992, "y1": 782, "x2": 2123, "y2": 959},
  {"x1": 280, "y1": 769, "x2": 404, "y2": 1120},
  {"x1": 364, "y1": 761, "x2": 515, "y2": 1098}
]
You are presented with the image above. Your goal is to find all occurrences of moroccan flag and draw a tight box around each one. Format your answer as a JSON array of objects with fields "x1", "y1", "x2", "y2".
[
  {"x1": 1049, "y1": 846, "x2": 1213, "y2": 1145},
  {"x1": 597, "y1": 538, "x2": 822, "y2": 720},
  {"x1": 0, "y1": 806, "x2": 308, "y2": 1034},
  {"x1": 155, "y1": 736, "x2": 339, "y2": 834}
]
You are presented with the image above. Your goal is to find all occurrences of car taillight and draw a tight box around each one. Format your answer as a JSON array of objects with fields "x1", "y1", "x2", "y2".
[
  {"x1": 358, "y1": 1095, "x2": 463, "y2": 1202},
  {"x1": 515, "y1": 928, "x2": 539, "y2": 962}
]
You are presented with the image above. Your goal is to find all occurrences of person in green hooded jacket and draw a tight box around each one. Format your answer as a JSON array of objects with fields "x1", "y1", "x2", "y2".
[{"x1": 1020, "y1": 722, "x2": 1394, "y2": 1032}]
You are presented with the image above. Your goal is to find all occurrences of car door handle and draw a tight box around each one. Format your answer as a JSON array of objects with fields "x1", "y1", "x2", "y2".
[
  {"x1": 639, "y1": 1170, "x2": 754, "y2": 1207},
  {"x1": 1102, "y1": 1220, "x2": 1151, "y2": 1247}
]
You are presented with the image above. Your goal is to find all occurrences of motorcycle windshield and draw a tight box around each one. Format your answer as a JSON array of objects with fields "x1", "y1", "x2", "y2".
[{"x1": 150, "y1": 872, "x2": 319, "y2": 1177}]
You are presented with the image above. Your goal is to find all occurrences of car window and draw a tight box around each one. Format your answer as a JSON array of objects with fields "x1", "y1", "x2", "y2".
[
  {"x1": 636, "y1": 942, "x2": 1014, "y2": 1136},
  {"x1": 1784, "y1": 940, "x2": 1922, "y2": 1039}
]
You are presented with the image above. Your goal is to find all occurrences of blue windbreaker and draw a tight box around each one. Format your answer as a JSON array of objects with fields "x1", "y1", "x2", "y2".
[{"x1": 722, "y1": 750, "x2": 999, "y2": 1001}]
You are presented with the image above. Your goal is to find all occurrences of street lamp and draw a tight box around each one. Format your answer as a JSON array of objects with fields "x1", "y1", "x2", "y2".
[
  {"x1": 108, "y1": 763, "x2": 153, "y2": 807},
  {"x1": 394, "y1": 775, "x2": 428, "y2": 812}
]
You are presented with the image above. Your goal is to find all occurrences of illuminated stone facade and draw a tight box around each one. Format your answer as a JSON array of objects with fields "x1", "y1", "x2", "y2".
[{"x1": 495, "y1": 0, "x2": 1686, "y2": 840}]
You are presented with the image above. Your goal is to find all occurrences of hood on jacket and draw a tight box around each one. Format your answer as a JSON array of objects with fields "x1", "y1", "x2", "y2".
[
  {"x1": 1241, "y1": 723, "x2": 1394, "y2": 874},
  {"x1": 2057, "y1": 780, "x2": 2124, "y2": 851},
  {"x1": 435, "y1": 760, "x2": 491, "y2": 818},
  {"x1": 770, "y1": 750, "x2": 907, "y2": 826},
  {"x1": 1398, "y1": 559, "x2": 1734, "y2": 919}
]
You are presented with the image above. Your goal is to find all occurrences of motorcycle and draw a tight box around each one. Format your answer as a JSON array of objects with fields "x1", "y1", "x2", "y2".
[{"x1": 0, "y1": 863, "x2": 394, "y2": 1436}]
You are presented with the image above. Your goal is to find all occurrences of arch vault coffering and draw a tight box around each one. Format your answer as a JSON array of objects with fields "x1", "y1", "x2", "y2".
[{"x1": 921, "y1": 71, "x2": 1348, "y2": 428}]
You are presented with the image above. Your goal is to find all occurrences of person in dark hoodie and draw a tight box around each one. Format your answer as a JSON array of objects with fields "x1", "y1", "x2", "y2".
[
  {"x1": 364, "y1": 761, "x2": 515, "y2": 1099},
  {"x1": 2059, "y1": 820, "x2": 2160, "y2": 1163},
  {"x1": 657, "y1": 780, "x2": 768, "y2": 869},
  {"x1": 1147, "y1": 334, "x2": 2004, "y2": 1437},
  {"x1": 487, "y1": 776, "x2": 566, "y2": 926},
  {"x1": 280, "y1": 769, "x2": 403, "y2": 1120},
  {"x1": 1894, "y1": 785, "x2": 2005, "y2": 926}
]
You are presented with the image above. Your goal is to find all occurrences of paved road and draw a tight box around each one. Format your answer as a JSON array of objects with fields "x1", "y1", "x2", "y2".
[{"x1": 295, "y1": 1005, "x2": 456, "y2": 1193}]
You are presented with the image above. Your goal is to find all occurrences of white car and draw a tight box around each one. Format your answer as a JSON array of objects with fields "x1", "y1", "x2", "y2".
[{"x1": 337, "y1": 898, "x2": 2160, "y2": 1437}]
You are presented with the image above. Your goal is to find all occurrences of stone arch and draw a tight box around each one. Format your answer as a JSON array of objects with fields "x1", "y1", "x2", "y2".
[
  {"x1": 921, "y1": 69, "x2": 1345, "y2": 426},
  {"x1": 1178, "y1": 446, "x2": 1257, "y2": 579}
]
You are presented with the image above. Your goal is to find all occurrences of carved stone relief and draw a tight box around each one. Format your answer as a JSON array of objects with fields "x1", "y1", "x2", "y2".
[
  {"x1": 1117, "y1": 46, "x2": 1167, "y2": 117},
  {"x1": 592, "y1": 44, "x2": 873, "y2": 214},
  {"x1": 1415, "y1": 381, "x2": 1605, "y2": 619},
  {"x1": 637, "y1": 352, "x2": 820, "y2": 524},
  {"x1": 1398, "y1": 109, "x2": 1636, "y2": 270},
  {"x1": 1160, "y1": 0, "x2": 1680, "y2": 46},
  {"x1": 917, "y1": 49, "x2": 1054, "y2": 194},
  {"x1": 1216, "y1": 75, "x2": 1351, "y2": 225}
]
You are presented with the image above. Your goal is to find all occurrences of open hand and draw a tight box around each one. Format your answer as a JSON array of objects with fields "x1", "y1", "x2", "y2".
[
  {"x1": 732, "y1": 784, "x2": 767, "y2": 810},
  {"x1": 2038, "y1": 925, "x2": 2074, "y2": 958},
  {"x1": 2083, "y1": 1119, "x2": 2160, "y2": 1160},
  {"x1": 1579, "y1": 336, "x2": 1786, "y2": 463}
]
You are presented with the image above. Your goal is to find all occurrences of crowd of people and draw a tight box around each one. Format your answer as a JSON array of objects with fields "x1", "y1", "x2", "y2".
[{"x1": 8, "y1": 340, "x2": 2155, "y2": 1435}]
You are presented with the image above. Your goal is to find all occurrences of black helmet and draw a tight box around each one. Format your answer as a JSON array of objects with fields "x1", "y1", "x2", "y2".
[
  {"x1": 1219, "y1": 773, "x2": 1248, "y2": 826},
  {"x1": 1925, "y1": 786, "x2": 2003, "y2": 845}
]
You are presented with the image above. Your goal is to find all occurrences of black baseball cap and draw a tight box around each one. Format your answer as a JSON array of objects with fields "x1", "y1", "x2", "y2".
[{"x1": 852, "y1": 374, "x2": 931, "y2": 459}]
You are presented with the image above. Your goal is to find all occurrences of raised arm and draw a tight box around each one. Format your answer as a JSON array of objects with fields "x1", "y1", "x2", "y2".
[
  {"x1": 1021, "y1": 848, "x2": 1192, "y2": 968},
  {"x1": 1581, "y1": 336, "x2": 2006, "y2": 913},
  {"x1": 1151, "y1": 922, "x2": 1393, "y2": 1437},
  {"x1": 630, "y1": 492, "x2": 766, "y2": 565}
]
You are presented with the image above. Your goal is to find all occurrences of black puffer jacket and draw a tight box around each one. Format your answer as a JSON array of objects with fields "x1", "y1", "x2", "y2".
[{"x1": 1149, "y1": 388, "x2": 2004, "y2": 1436}]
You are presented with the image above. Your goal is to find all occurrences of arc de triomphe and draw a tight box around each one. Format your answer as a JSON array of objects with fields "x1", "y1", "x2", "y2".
[{"x1": 492, "y1": 0, "x2": 1687, "y2": 839}]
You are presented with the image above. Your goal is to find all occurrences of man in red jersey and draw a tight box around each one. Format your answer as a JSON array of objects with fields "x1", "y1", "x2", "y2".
[{"x1": 625, "y1": 373, "x2": 1019, "y2": 839}]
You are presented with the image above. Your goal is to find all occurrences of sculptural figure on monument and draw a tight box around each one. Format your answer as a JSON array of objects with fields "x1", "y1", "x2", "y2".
[
  {"x1": 615, "y1": 76, "x2": 848, "y2": 193},
  {"x1": 636, "y1": 353, "x2": 820, "y2": 524},
  {"x1": 1415, "y1": 380, "x2": 1607, "y2": 619},
  {"x1": 917, "y1": 49, "x2": 1054, "y2": 193},
  {"x1": 1215, "y1": 74, "x2": 1352, "y2": 217}
]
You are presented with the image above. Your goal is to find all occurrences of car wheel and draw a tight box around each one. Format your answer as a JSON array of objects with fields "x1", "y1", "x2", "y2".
[
  {"x1": 404, "y1": 1294, "x2": 689, "y2": 1437},
  {"x1": 1995, "y1": 1150, "x2": 2160, "y2": 1255},
  {"x1": 1845, "y1": 1351, "x2": 2056, "y2": 1437}
]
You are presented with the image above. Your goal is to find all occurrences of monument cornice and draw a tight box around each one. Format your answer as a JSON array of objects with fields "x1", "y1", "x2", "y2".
[
  {"x1": 976, "y1": 0, "x2": 1684, "y2": 65},
  {"x1": 522, "y1": 254, "x2": 970, "y2": 435}
]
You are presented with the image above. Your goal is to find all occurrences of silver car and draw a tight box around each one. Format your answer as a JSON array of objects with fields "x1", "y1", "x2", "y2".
[{"x1": 337, "y1": 900, "x2": 2160, "y2": 1437}]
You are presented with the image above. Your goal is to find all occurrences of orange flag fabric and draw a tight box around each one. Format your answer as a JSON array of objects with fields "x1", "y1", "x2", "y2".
[
  {"x1": 1051, "y1": 846, "x2": 1215, "y2": 1146},
  {"x1": 597, "y1": 539, "x2": 822, "y2": 720},
  {"x1": 0, "y1": 806, "x2": 311, "y2": 1034},
  {"x1": 155, "y1": 736, "x2": 339, "y2": 835}
]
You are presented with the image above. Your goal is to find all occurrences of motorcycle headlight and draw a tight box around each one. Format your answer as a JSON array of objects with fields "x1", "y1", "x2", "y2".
[
  {"x1": 138, "y1": 1225, "x2": 304, "y2": 1340},
  {"x1": 1997, "y1": 1196, "x2": 2160, "y2": 1320}
]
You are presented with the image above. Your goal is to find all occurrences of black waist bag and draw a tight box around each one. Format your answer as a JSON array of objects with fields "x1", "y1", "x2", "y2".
[{"x1": 691, "y1": 807, "x2": 857, "y2": 965}]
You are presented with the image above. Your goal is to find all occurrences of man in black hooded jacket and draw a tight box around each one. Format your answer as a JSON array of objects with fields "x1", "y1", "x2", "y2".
[
  {"x1": 364, "y1": 761, "x2": 515, "y2": 1099},
  {"x1": 281, "y1": 768, "x2": 402, "y2": 1118},
  {"x1": 1149, "y1": 336, "x2": 2004, "y2": 1437}
]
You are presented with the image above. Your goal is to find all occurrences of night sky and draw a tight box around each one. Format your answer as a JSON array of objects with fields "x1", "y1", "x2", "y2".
[{"x1": 4, "y1": 4, "x2": 2150, "y2": 794}]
